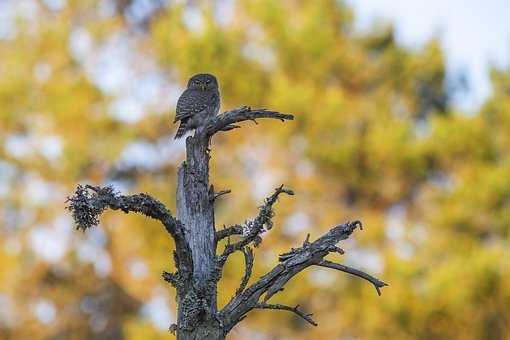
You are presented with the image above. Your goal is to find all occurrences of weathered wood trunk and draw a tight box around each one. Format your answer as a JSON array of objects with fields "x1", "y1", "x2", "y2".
[
  {"x1": 67, "y1": 106, "x2": 385, "y2": 340},
  {"x1": 176, "y1": 134, "x2": 224, "y2": 340}
]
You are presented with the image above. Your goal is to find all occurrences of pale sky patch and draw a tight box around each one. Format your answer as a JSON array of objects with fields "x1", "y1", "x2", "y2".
[{"x1": 348, "y1": 0, "x2": 510, "y2": 110}]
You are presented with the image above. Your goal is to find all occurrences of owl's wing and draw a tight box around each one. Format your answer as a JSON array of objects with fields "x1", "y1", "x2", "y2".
[
  {"x1": 174, "y1": 89, "x2": 209, "y2": 123},
  {"x1": 210, "y1": 91, "x2": 220, "y2": 115}
]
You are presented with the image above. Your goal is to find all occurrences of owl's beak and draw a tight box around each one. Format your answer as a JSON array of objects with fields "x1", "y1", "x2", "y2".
[{"x1": 201, "y1": 84, "x2": 206, "y2": 91}]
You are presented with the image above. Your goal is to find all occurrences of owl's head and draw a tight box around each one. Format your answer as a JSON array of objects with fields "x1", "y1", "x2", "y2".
[{"x1": 187, "y1": 73, "x2": 218, "y2": 91}]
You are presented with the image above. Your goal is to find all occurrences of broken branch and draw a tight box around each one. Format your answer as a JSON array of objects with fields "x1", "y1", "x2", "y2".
[
  {"x1": 254, "y1": 303, "x2": 317, "y2": 326},
  {"x1": 213, "y1": 189, "x2": 232, "y2": 201},
  {"x1": 206, "y1": 106, "x2": 294, "y2": 136}
]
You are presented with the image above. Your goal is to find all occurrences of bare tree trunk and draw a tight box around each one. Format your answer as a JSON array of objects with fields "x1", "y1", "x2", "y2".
[
  {"x1": 175, "y1": 135, "x2": 223, "y2": 339},
  {"x1": 68, "y1": 106, "x2": 386, "y2": 340}
]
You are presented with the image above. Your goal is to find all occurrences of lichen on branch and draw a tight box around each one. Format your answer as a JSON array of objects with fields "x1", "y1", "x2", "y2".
[
  {"x1": 67, "y1": 103, "x2": 386, "y2": 339},
  {"x1": 219, "y1": 220, "x2": 388, "y2": 331},
  {"x1": 66, "y1": 184, "x2": 192, "y2": 279},
  {"x1": 66, "y1": 184, "x2": 178, "y2": 232},
  {"x1": 217, "y1": 185, "x2": 294, "y2": 267}
]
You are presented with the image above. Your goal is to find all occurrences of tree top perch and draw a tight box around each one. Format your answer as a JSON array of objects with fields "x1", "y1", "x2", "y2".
[{"x1": 68, "y1": 92, "x2": 385, "y2": 340}]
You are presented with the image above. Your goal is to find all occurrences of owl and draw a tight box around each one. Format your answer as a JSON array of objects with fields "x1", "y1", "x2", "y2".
[{"x1": 173, "y1": 73, "x2": 220, "y2": 139}]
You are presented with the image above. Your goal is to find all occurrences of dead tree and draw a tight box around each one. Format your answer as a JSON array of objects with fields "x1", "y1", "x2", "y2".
[{"x1": 67, "y1": 106, "x2": 387, "y2": 339}]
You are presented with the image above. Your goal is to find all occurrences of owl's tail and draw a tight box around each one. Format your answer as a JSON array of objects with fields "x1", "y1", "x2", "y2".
[{"x1": 174, "y1": 121, "x2": 188, "y2": 139}]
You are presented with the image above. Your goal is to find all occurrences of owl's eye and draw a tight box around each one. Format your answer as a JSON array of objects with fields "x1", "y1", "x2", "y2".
[{"x1": 206, "y1": 79, "x2": 211, "y2": 83}]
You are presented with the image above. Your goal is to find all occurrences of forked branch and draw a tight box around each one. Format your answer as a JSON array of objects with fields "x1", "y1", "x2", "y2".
[
  {"x1": 235, "y1": 247, "x2": 254, "y2": 295},
  {"x1": 219, "y1": 221, "x2": 387, "y2": 331},
  {"x1": 216, "y1": 224, "x2": 243, "y2": 242},
  {"x1": 217, "y1": 186, "x2": 294, "y2": 267}
]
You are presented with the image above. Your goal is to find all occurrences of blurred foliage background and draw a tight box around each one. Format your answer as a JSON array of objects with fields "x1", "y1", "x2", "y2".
[{"x1": 1, "y1": 0, "x2": 510, "y2": 339}]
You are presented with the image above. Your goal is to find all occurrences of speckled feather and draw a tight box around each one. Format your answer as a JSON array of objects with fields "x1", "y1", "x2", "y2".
[
  {"x1": 173, "y1": 74, "x2": 220, "y2": 139},
  {"x1": 175, "y1": 89, "x2": 219, "y2": 122}
]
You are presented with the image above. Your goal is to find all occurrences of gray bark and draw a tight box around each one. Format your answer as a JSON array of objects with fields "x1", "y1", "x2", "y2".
[
  {"x1": 175, "y1": 132, "x2": 221, "y2": 339},
  {"x1": 67, "y1": 106, "x2": 386, "y2": 340}
]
